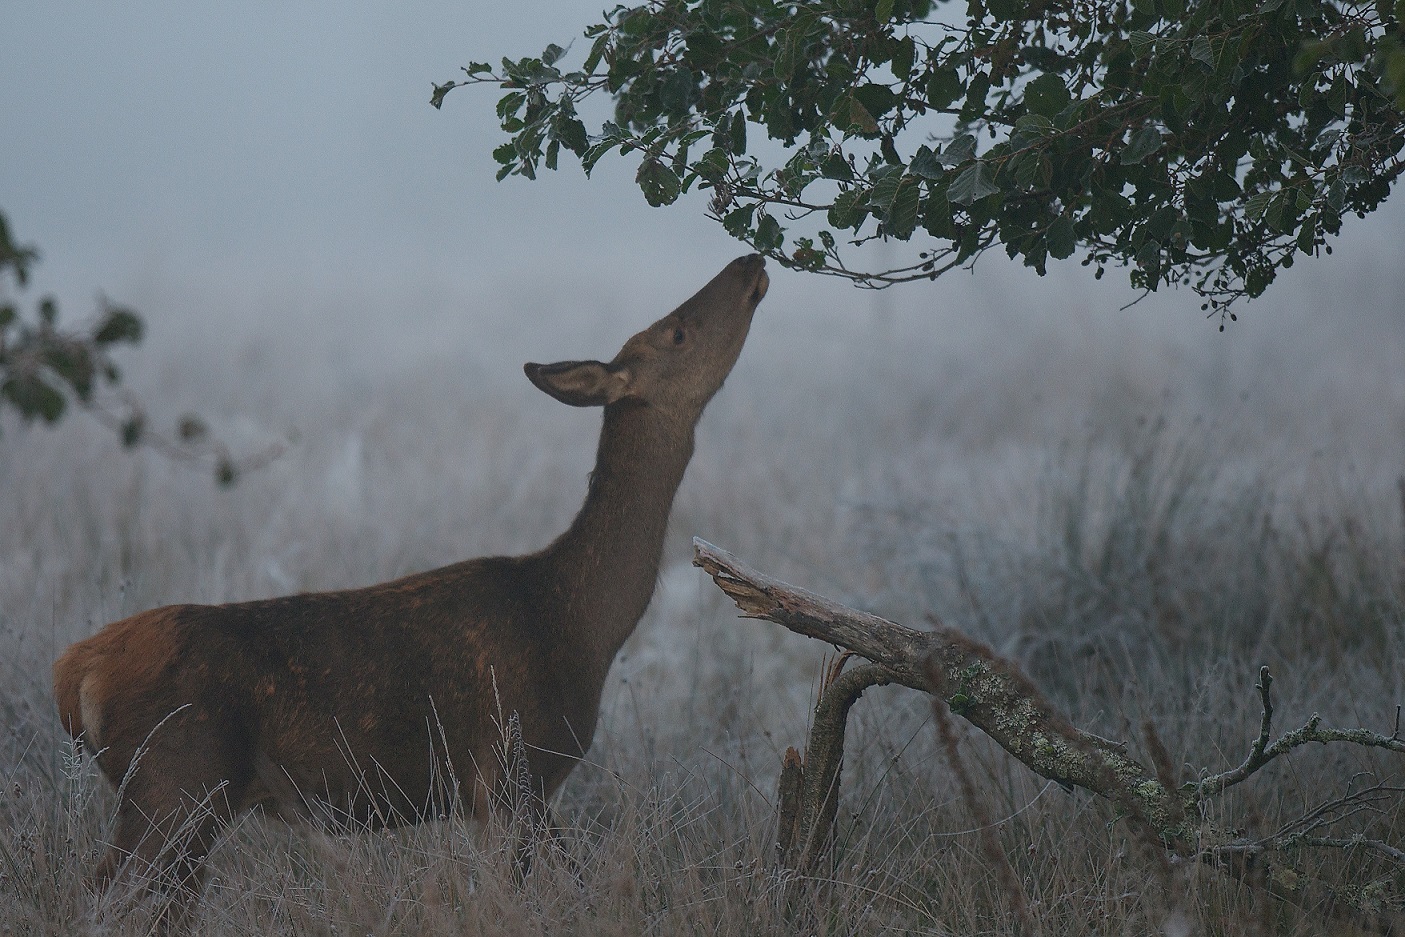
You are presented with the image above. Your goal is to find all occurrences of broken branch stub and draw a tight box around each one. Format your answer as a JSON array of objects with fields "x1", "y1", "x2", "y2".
[{"x1": 774, "y1": 661, "x2": 892, "y2": 874}]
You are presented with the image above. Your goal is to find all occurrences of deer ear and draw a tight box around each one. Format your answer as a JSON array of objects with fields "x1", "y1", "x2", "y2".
[{"x1": 524, "y1": 360, "x2": 631, "y2": 407}]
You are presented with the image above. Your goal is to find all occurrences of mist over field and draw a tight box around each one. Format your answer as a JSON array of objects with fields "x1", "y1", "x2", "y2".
[{"x1": 3, "y1": 4, "x2": 1404, "y2": 933}]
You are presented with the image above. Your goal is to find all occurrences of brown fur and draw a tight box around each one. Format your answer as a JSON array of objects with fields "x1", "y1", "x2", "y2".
[{"x1": 52, "y1": 255, "x2": 769, "y2": 920}]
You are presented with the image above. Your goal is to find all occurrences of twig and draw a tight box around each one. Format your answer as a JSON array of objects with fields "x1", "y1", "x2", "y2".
[{"x1": 1198, "y1": 667, "x2": 1405, "y2": 798}]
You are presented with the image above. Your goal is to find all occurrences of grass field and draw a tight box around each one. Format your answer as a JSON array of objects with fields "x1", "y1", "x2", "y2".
[{"x1": 2, "y1": 247, "x2": 1403, "y2": 935}]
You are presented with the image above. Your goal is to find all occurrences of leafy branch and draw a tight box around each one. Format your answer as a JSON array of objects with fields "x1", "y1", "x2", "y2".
[
  {"x1": 439, "y1": 0, "x2": 1405, "y2": 322},
  {"x1": 0, "y1": 212, "x2": 283, "y2": 484}
]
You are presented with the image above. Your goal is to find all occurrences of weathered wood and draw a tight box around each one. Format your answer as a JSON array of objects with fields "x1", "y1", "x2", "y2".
[
  {"x1": 784, "y1": 662, "x2": 892, "y2": 874},
  {"x1": 691, "y1": 540, "x2": 932, "y2": 690},
  {"x1": 693, "y1": 537, "x2": 1405, "y2": 923},
  {"x1": 692, "y1": 538, "x2": 1195, "y2": 846}
]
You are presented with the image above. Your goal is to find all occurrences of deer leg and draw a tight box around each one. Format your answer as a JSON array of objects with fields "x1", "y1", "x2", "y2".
[{"x1": 94, "y1": 716, "x2": 252, "y2": 929}]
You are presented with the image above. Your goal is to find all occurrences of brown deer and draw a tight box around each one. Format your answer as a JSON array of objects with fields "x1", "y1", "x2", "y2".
[{"x1": 52, "y1": 254, "x2": 769, "y2": 920}]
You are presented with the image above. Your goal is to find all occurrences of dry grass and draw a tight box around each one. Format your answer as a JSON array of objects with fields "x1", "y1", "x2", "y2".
[{"x1": 1, "y1": 263, "x2": 1403, "y2": 935}]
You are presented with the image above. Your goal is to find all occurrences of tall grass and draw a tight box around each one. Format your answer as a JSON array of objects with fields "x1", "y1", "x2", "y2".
[{"x1": 2, "y1": 272, "x2": 1402, "y2": 934}]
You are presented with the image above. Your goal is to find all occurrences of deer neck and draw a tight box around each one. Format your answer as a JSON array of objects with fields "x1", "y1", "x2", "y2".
[{"x1": 544, "y1": 401, "x2": 695, "y2": 663}]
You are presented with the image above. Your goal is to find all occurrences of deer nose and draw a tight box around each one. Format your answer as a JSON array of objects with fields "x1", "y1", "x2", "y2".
[
  {"x1": 732, "y1": 254, "x2": 768, "y2": 302},
  {"x1": 751, "y1": 268, "x2": 769, "y2": 304}
]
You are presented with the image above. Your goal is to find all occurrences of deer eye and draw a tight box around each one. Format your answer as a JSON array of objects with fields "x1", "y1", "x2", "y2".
[{"x1": 672, "y1": 326, "x2": 686, "y2": 345}]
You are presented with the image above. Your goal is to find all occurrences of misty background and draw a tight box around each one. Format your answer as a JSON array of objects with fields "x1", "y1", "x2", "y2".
[
  {"x1": 4, "y1": 4, "x2": 1403, "y2": 630},
  {"x1": 5, "y1": 10, "x2": 1405, "y2": 931}
]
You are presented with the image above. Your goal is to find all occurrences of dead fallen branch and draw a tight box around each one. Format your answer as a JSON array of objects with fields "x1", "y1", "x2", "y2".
[{"x1": 692, "y1": 537, "x2": 1405, "y2": 924}]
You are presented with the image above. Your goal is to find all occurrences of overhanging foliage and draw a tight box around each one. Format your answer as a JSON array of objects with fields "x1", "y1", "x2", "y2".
[{"x1": 439, "y1": 0, "x2": 1405, "y2": 319}]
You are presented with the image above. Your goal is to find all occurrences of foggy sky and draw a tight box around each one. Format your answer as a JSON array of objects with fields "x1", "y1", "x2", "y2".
[{"x1": 4, "y1": 4, "x2": 1403, "y2": 460}]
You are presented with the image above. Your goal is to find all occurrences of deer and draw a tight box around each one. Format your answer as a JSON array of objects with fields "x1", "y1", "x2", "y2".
[{"x1": 52, "y1": 254, "x2": 769, "y2": 924}]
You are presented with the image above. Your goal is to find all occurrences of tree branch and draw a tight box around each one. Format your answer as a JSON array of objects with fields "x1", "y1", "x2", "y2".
[
  {"x1": 692, "y1": 538, "x2": 1197, "y2": 845},
  {"x1": 692, "y1": 537, "x2": 1405, "y2": 870}
]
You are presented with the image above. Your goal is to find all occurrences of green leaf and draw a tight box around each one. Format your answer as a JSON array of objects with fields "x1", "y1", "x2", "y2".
[
  {"x1": 937, "y1": 134, "x2": 977, "y2": 167},
  {"x1": 492, "y1": 141, "x2": 517, "y2": 166},
  {"x1": 1135, "y1": 239, "x2": 1161, "y2": 275},
  {"x1": 754, "y1": 214, "x2": 783, "y2": 251},
  {"x1": 581, "y1": 140, "x2": 619, "y2": 175},
  {"x1": 828, "y1": 188, "x2": 869, "y2": 229},
  {"x1": 853, "y1": 83, "x2": 899, "y2": 121},
  {"x1": 660, "y1": 68, "x2": 695, "y2": 113},
  {"x1": 1296, "y1": 217, "x2": 1317, "y2": 253},
  {"x1": 496, "y1": 92, "x2": 526, "y2": 121},
  {"x1": 722, "y1": 204, "x2": 756, "y2": 239},
  {"x1": 1024, "y1": 73, "x2": 1071, "y2": 118},
  {"x1": 891, "y1": 36, "x2": 916, "y2": 81},
  {"x1": 46, "y1": 344, "x2": 95, "y2": 400},
  {"x1": 1244, "y1": 191, "x2": 1273, "y2": 222},
  {"x1": 696, "y1": 147, "x2": 731, "y2": 183},
  {"x1": 728, "y1": 110, "x2": 747, "y2": 154},
  {"x1": 1046, "y1": 215, "x2": 1076, "y2": 259},
  {"x1": 922, "y1": 192, "x2": 955, "y2": 239},
  {"x1": 93, "y1": 306, "x2": 144, "y2": 345},
  {"x1": 553, "y1": 114, "x2": 589, "y2": 155},
  {"x1": 636, "y1": 159, "x2": 681, "y2": 206},
  {"x1": 926, "y1": 68, "x2": 964, "y2": 110},
  {"x1": 821, "y1": 152, "x2": 854, "y2": 181},
  {"x1": 948, "y1": 161, "x2": 999, "y2": 205},
  {"x1": 1013, "y1": 152, "x2": 1052, "y2": 190},
  {"x1": 868, "y1": 167, "x2": 904, "y2": 211},
  {"x1": 430, "y1": 82, "x2": 454, "y2": 110},
  {"x1": 1190, "y1": 36, "x2": 1215, "y2": 69},
  {"x1": 1014, "y1": 113, "x2": 1054, "y2": 135},
  {"x1": 583, "y1": 34, "x2": 609, "y2": 74},
  {"x1": 2, "y1": 374, "x2": 66, "y2": 423},
  {"x1": 909, "y1": 145, "x2": 944, "y2": 180},
  {"x1": 1121, "y1": 126, "x2": 1164, "y2": 164},
  {"x1": 875, "y1": 0, "x2": 896, "y2": 21},
  {"x1": 962, "y1": 72, "x2": 990, "y2": 116},
  {"x1": 541, "y1": 43, "x2": 566, "y2": 66},
  {"x1": 774, "y1": 27, "x2": 801, "y2": 79},
  {"x1": 886, "y1": 176, "x2": 921, "y2": 239},
  {"x1": 1325, "y1": 180, "x2": 1345, "y2": 213}
]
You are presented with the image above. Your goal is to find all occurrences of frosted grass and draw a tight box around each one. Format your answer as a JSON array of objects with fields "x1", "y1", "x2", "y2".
[{"x1": 2, "y1": 245, "x2": 1402, "y2": 933}]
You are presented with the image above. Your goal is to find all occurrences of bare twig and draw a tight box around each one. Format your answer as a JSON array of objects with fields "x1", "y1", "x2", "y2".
[
  {"x1": 1297, "y1": 836, "x2": 1405, "y2": 864},
  {"x1": 1197, "y1": 668, "x2": 1405, "y2": 799}
]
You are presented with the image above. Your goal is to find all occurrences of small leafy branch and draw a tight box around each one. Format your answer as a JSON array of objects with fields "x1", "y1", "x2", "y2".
[
  {"x1": 693, "y1": 538, "x2": 1405, "y2": 926},
  {"x1": 0, "y1": 212, "x2": 282, "y2": 485},
  {"x1": 437, "y1": 0, "x2": 1405, "y2": 321}
]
